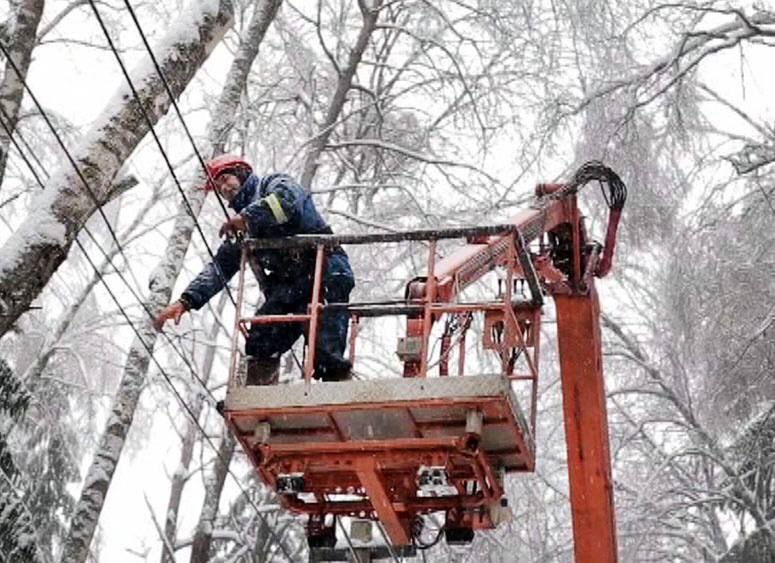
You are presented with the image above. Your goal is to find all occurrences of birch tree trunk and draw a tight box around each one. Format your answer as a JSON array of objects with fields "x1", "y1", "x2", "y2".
[
  {"x1": 0, "y1": 0, "x2": 234, "y2": 339},
  {"x1": 189, "y1": 431, "x2": 235, "y2": 563},
  {"x1": 60, "y1": 2, "x2": 280, "y2": 561},
  {"x1": 299, "y1": 0, "x2": 383, "y2": 189},
  {"x1": 190, "y1": 432, "x2": 235, "y2": 563},
  {"x1": 0, "y1": 0, "x2": 45, "y2": 191},
  {"x1": 159, "y1": 293, "x2": 227, "y2": 563},
  {"x1": 21, "y1": 179, "x2": 148, "y2": 385}
]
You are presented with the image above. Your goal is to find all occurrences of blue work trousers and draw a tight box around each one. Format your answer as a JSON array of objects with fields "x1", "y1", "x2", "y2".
[{"x1": 245, "y1": 253, "x2": 354, "y2": 378}]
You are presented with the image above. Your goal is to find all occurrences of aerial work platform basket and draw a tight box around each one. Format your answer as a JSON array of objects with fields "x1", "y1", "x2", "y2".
[
  {"x1": 223, "y1": 224, "x2": 543, "y2": 550},
  {"x1": 222, "y1": 162, "x2": 627, "y2": 561},
  {"x1": 226, "y1": 375, "x2": 534, "y2": 546}
]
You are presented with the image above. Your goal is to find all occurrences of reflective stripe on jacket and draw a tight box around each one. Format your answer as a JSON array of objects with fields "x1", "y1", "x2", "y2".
[{"x1": 181, "y1": 174, "x2": 352, "y2": 310}]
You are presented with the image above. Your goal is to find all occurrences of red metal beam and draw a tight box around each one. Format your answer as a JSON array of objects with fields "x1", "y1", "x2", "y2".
[
  {"x1": 429, "y1": 199, "x2": 571, "y2": 302},
  {"x1": 304, "y1": 244, "x2": 326, "y2": 381},
  {"x1": 355, "y1": 458, "x2": 411, "y2": 545},
  {"x1": 227, "y1": 396, "x2": 510, "y2": 420},
  {"x1": 265, "y1": 436, "x2": 460, "y2": 456},
  {"x1": 554, "y1": 288, "x2": 618, "y2": 563},
  {"x1": 240, "y1": 314, "x2": 309, "y2": 324}
]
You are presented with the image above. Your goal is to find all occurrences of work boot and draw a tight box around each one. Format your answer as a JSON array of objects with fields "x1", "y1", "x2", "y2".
[
  {"x1": 245, "y1": 356, "x2": 280, "y2": 386},
  {"x1": 317, "y1": 358, "x2": 353, "y2": 382}
]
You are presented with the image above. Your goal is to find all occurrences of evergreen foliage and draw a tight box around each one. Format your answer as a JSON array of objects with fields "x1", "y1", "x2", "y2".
[{"x1": 0, "y1": 358, "x2": 40, "y2": 563}]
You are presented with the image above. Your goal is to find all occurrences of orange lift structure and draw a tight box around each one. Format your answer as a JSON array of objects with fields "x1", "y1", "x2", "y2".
[{"x1": 222, "y1": 162, "x2": 627, "y2": 561}]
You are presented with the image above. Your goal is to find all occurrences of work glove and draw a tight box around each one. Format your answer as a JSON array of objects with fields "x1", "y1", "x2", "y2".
[
  {"x1": 219, "y1": 214, "x2": 247, "y2": 240},
  {"x1": 153, "y1": 300, "x2": 188, "y2": 331}
]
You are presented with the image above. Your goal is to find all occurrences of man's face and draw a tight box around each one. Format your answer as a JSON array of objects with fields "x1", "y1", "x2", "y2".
[{"x1": 214, "y1": 173, "x2": 241, "y2": 203}]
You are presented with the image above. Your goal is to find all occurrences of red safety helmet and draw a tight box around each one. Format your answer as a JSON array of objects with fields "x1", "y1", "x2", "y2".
[{"x1": 203, "y1": 154, "x2": 252, "y2": 192}]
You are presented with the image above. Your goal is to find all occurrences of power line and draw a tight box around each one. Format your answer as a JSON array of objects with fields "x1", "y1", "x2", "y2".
[
  {"x1": 0, "y1": 107, "x2": 217, "y2": 423},
  {"x1": 0, "y1": 108, "x2": 218, "y2": 408},
  {"x1": 86, "y1": 0, "x2": 237, "y2": 307},
  {"x1": 115, "y1": 11, "x2": 401, "y2": 558},
  {"x1": 113, "y1": 0, "x2": 307, "y2": 378},
  {"x1": 0, "y1": 104, "x2": 47, "y2": 179},
  {"x1": 122, "y1": 0, "x2": 234, "y2": 223},
  {"x1": 0, "y1": 107, "x2": 47, "y2": 190},
  {"x1": 0, "y1": 111, "x2": 295, "y2": 562},
  {"x1": 0, "y1": 23, "x2": 242, "y2": 408},
  {"x1": 0, "y1": 38, "x2": 146, "y2": 293},
  {"x1": 71, "y1": 235, "x2": 296, "y2": 563},
  {"x1": 91, "y1": 0, "x2": 306, "y2": 387},
  {"x1": 80, "y1": 7, "x2": 402, "y2": 558},
  {"x1": 1, "y1": 16, "x2": 297, "y2": 560}
]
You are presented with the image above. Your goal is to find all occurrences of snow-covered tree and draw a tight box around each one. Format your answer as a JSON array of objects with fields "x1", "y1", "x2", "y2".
[
  {"x1": 0, "y1": 0, "x2": 234, "y2": 339},
  {"x1": 0, "y1": 358, "x2": 41, "y2": 563},
  {"x1": 0, "y1": 1, "x2": 773, "y2": 561}
]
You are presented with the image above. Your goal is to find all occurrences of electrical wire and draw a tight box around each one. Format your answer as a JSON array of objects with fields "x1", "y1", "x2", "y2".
[
  {"x1": 86, "y1": 0, "x2": 237, "y2": 307},
  {"x1": 89, "y1": 0, "x2": 307, "y2": 376},
  {"x1": 0, "y1": 115, "x2": 219, "y2": 418},
  {"x1": 2, "y1": 5, "x2": 298, "y2": 558},
  {"x1": 0, "y1": 108, "x2": 218, "y2": 407},
  {"x1": 0, "y1": 104, "x2": 48, "y2": 178},
  {"x1": 111, "y1": 0, "x2": 306, "y2": 374},
  {"x1": 0, "y1": 94, "x2": 296, "y2": 563},
  {"x1": 86, "y1": 0, "x2": 310, "y2": 396},
  {"x1": 0, "y1": 39, "x2": 146, "y2": 294},
  {"x1": 0, "y1": 10, "x2": 247, "y2": 409},
  {"x1": 83, "y1": 5, "x2": 360, "y2": 555},
  {"x1": 0, "y1": 108, "x2": 47, "y2": 191},
  {"x1": 571, "y1": 160, "x2": 628, "y2": 210},
  {"x1": 72, "y1": 244, "x2": 296, "y2": 563},
  {"x1": 120, "y1": 0, "x2": 234, "y2": 222}
]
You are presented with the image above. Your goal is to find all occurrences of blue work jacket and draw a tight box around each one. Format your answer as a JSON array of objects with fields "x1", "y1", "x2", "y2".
[{"x1": 181, "y1": 174, "x2": 352, "y2": 310}]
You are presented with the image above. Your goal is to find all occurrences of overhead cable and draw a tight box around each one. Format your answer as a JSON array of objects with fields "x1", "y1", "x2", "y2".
[
  {"x1": 0, "y1": 39, "x2": 145, "y2": 293},
  {"x1": 0, "y1": 109, "x2": 294, "y2": 561},
  {"x1": 0, "y1": 106, "x2": 219, "y2": 407},
  {"x1": 86, "y1": 0, "x2": 237, "y2": 306}
]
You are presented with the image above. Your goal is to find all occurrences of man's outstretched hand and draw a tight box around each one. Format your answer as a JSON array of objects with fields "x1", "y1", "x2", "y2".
[
  {"x1": 153, "y1": 301, "x2": 187, "y2": 331},
  {"x1": 219, "y1": 215, "x2": 247, "y2": 239}
]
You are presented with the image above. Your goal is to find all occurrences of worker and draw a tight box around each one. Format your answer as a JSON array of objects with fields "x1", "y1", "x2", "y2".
[{"x1": 153, "y1": 155, "x2": 355, "y2": 385}]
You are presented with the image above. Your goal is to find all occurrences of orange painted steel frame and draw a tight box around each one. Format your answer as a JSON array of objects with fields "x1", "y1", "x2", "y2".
[
  {"x1": 230, "y1": 406, "x2": 517, "y2": 546},
  {"x1": 556, "y1": 290, "x2": 618, "y2": 562},
  {"x1": 399, "y1": 189, "x2": 619, "y2": 562},
  {"x1": 224, "y1": 233, "x2": 536, "y2": 547},
  {"x1": 225, "y1": 171, "x2": 621, "y2": 561}
]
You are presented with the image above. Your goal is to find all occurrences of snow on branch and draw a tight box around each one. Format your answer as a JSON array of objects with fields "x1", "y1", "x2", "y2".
[
  {"x1": 324, "y1": 137, "x2": 502, "y2": 185},
  {"x1": 0, "y1": 0, "x2": 234, "y2": 339}
]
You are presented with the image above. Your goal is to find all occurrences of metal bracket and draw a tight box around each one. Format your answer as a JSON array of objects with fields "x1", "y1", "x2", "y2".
[{"x1": 396, "y1": 336, "x2": 423, "y2": 362}]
